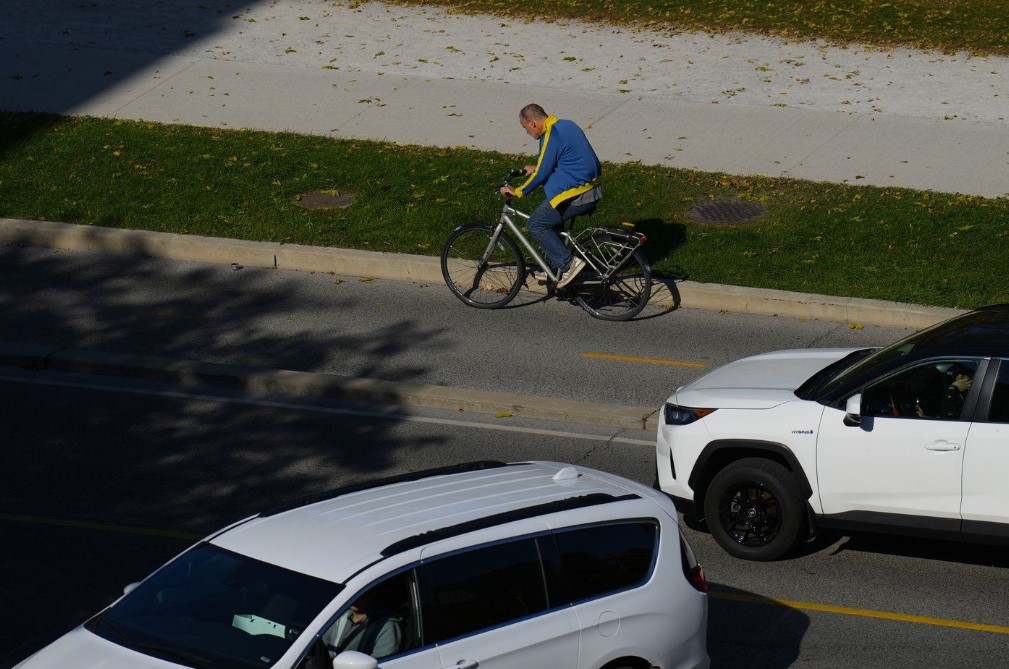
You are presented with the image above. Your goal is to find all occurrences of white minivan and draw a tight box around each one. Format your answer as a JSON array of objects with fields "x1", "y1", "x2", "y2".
[{"x1": 17, "y1": 461, "x2": 709, "y2": 669}]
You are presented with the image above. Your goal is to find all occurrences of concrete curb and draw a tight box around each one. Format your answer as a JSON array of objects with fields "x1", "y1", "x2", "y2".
[
  {"x1": 0, "y1": 217, "x2": 964, "y2": 329},
  {"x1": 0, "y1": 343, "x2": 660, "y2": 431}
]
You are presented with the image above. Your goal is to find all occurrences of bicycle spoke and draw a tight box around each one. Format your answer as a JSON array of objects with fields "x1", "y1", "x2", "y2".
[
  {"x1": 441, "y1": 224, "x2": 524, "y2": 309},
  {"x1": 574, "y1": 240, "x2": 652, "y2": 321}
]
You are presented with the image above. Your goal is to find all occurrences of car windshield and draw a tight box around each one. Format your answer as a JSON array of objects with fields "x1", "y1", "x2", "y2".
[
  {"x1": 87, "y1": 543, "x2": 343, "y2": 669},
  {"x1": 807, "y1": 313, "x2": 982, "y2": 401}
]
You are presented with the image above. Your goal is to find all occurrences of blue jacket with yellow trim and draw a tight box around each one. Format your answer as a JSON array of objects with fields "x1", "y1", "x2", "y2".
[{"x1": 515, "y1": 116, "x2": 601, "y2": 208}]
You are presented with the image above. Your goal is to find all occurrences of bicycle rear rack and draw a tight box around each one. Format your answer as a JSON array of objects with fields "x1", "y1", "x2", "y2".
[{"x1": 573, "y1": 227, "x2": 645, "y2": 279}]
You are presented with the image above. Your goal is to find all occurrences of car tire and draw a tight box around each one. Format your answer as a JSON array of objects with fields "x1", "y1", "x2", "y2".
[{"x1": 703, "y1": 457, "x2": 805, "y2": 561}]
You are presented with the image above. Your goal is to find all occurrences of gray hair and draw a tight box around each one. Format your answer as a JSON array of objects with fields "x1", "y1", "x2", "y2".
[{"x1": 519, "y1": 103, "x2": 548, "y2": 121}]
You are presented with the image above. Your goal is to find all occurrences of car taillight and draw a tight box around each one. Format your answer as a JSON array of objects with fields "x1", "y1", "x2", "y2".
[
  {"x1": 680, "y1": 534, "x2": 707, "y2": 592},
  {"x1": 687, "y1": 562, "x2": 707, "y2": 593}
]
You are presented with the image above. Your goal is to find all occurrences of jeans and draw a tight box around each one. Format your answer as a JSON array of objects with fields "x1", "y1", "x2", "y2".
[{"x1": 526, "y1": 198, "x2": 599, "y2": 271}]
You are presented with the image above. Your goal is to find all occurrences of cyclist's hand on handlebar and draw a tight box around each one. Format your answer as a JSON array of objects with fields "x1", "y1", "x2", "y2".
[
  {"x1": 499, "y1": 168, "x2": 524, "y2": 191},
  {"x1": 500, "y1": 185, "x2": 517, "y2": 198}
]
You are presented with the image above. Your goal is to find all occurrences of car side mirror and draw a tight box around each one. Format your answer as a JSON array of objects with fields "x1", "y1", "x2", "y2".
[
  {"x1": 333, "y1": 651, "x2": 378, "y2": 669},
  {"x1": 844, "y1": 393, "x2": 862, "y2": 426},
  {"x1": 123, "y1": 582, "x2": 140, "y2": 596}
]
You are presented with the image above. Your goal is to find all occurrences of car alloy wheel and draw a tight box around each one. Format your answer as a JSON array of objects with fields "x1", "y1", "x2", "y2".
[
  {"x1": 703, "y1": 457, "x2": 805, "y2": 561},
  {"x1": 718, "y1": 481, "x2": 782, "y2": 547}
]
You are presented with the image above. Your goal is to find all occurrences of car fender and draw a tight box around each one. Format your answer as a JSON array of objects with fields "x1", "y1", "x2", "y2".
[{"x1": 687, "y1": 440, "x2": 814, "y2": 521}]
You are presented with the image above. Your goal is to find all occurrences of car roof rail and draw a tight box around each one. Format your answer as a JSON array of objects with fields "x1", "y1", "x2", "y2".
[
  {"x1": 260, "y1": 460, "x2": 514, "y2": 517},
  {"x1": 380, "y1": 492, "x2": 640, "y2": 557}
]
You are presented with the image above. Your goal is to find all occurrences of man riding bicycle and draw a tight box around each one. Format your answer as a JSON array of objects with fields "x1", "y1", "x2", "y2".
[{"x1": 500, "y1": 104, "x2": 602, "y2": 289}]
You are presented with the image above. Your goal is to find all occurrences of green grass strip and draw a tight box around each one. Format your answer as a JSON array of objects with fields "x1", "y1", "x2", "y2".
[
  {"x1": 2, "y1": 111, "x2": 1007, "y2": 309},
  {"x1": 389, "y1": 0, "x2": 1009, "y2": 56}
]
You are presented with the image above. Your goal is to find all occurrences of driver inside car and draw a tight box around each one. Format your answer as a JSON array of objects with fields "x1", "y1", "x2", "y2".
[{"x1": 322, "y1": 588, "x2": 403, "y2": 661}]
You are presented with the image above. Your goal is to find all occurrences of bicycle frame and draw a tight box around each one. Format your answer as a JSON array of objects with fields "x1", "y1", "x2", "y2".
[
  {"x1": 487, "y1": 200, "x2": 558, "y2": 282},
  {"x1": 490, "y1": 199, "x2": 640, "y2": 286}
]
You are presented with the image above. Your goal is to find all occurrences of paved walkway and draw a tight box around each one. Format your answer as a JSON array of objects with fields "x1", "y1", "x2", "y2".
[{"x1": 2, "y1": 0, "x2": 1008, "y2": 196}]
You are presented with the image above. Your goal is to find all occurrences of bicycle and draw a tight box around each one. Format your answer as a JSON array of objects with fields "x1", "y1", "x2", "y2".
[{"x1": 440, "y1": 169, "x2": 652, "y2": 321}]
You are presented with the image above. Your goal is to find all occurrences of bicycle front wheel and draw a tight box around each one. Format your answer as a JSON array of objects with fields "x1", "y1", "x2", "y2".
[
  {"x1": 574, "y1": 250, "x2": 652, "y2": 321},
  {"x1": 441, "y1": 223, "x2": 525, "y2": 309}
]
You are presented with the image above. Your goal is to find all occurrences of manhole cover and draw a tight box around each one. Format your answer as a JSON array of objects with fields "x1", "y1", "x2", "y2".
[
  {"x1": 295, "y1": 191, "x2": 354, "y2": 209},
  {"x1": 688, "y1": 200, "x2": 764, "y2": 225}
]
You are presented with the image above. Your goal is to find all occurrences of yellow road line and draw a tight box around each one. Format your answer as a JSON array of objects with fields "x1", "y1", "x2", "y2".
[
  {"x1": 0, "y1": 512, "x2": 201, "y2": 541},
  {"x1": 710, "y1": 591, "x2": 1009, "y2": 635},
  {"x1": 582, "y1": 352, "x2": 707, "y2": 368}
]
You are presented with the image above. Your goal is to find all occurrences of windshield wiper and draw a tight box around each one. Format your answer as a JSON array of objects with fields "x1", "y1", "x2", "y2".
[
  {"x1": 88, "y1": 611, "x2": 134, "y2": 647},
  {"x1": 133, "y1": 641, "x2": 214, "y2": 669}
]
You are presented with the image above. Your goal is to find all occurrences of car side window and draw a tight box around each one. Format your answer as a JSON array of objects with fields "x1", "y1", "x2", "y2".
[
  {"x1": 862, "y1": 359, "x2": 978, "y2": 420},
  {"x1": 417, "y1": 538, "x2": 547, "y2": 644},
  {"x1": 984, "y1": 361, "x2": 1009, "y2": 423},
  {"x1": 302, "y1": 570, "x2": 418, "y2": 668},
  {"x1": 545, "y1": 521, "x2": 658, "y2": 604}
]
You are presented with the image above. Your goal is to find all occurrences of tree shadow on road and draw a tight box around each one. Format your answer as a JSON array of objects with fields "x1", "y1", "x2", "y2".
[{"x1": 0, "y1": 243, "x2": 450, "y2": 665}]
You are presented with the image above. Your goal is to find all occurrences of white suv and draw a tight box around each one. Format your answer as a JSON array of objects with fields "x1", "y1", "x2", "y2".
[
  {"x1": 656, "y1": 305, "x2": 1009, "y2": 560},
  {"x1": 17, "y1": 461, "x2": 709, "y2": 669}
]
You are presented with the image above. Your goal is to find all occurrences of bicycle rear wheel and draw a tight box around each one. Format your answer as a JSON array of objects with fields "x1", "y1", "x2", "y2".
[
  {"x1": 441, "y1": 223, "x2": 525, "y2": 309},
  {"x1": 574, "y1": 249, "x2": 652, "y2": 321}
]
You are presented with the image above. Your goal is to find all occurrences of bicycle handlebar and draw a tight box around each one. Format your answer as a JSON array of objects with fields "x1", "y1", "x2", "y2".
[
  {"x1": 497, "y1": 168, "x2": 526, "y2": 189},
  {"x1": 496, "y1": 168, "x2": 527, "y2": 202}
]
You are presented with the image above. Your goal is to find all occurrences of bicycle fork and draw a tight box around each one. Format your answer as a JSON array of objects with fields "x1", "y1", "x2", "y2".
[{"x1": 478, "y1": 224, "x2": 508, "y2": 267}]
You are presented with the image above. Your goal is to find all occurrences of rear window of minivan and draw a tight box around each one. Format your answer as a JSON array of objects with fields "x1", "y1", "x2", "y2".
[
  {"x1": 416, "y1": 520, "x2": 659, "y2": 645},
  {"x1": 547, "y1": 521, "x2": 658, "y2": 604}
]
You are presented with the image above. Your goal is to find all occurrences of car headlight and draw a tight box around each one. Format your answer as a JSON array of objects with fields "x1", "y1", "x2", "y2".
[{"x1": 663, "y1": 403, "x2": 716, "y2": 425}]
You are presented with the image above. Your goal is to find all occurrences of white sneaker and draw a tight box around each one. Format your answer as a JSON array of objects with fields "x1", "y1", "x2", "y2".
[{"x1": 556, "y1": 257, "x2": 586, "y2": 289}]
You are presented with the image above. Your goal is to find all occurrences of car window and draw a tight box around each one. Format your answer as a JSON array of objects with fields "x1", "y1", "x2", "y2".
[
  {"x1": 546, "y1": 521, "x2": 658, "y2": 604},
  {"x1": 417, "y1": 538, "x2": 547, "y2": 644},
  {"x1": 984, "y1": 361, "x2": 1009, "y2": 423},
  {"x1": 862, "y1": 359, "x2": 979, "y2": 420},
  {"x1": 88, "y1": 543, "x2": 342, "y2": 669},
  {"x1": 307, "y1": 570, "x2": 418, "y2": 666}
]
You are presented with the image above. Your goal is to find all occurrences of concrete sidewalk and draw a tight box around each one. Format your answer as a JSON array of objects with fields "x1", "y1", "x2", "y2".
[{"x1": 3, "y1": 42, "x2": 1007, "y2": 198}]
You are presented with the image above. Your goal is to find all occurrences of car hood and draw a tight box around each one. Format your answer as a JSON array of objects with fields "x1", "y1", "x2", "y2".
[
  {"x1": 673, "y1": 348, "x2": 859, "y2": 409},
  {"x1": 15, "y1": 628, "x2": 180, "y2": 669}
]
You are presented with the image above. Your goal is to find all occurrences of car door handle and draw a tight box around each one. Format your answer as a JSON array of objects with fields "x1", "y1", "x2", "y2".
[
  {"x1": 445, "y1": 661, "x2": 478, "y2": 669},
  {"x1": 924, "y1": 440, "x2": 962, "y2": 451}
]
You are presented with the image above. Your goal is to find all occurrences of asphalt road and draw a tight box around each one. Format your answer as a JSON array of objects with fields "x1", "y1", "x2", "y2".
[
  {"x1": 0, "y1": 245, "x2": 913, "y2": 409},
  {"x1": 3, "y1": 370, "x2": 1008, "y2": 669}
]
